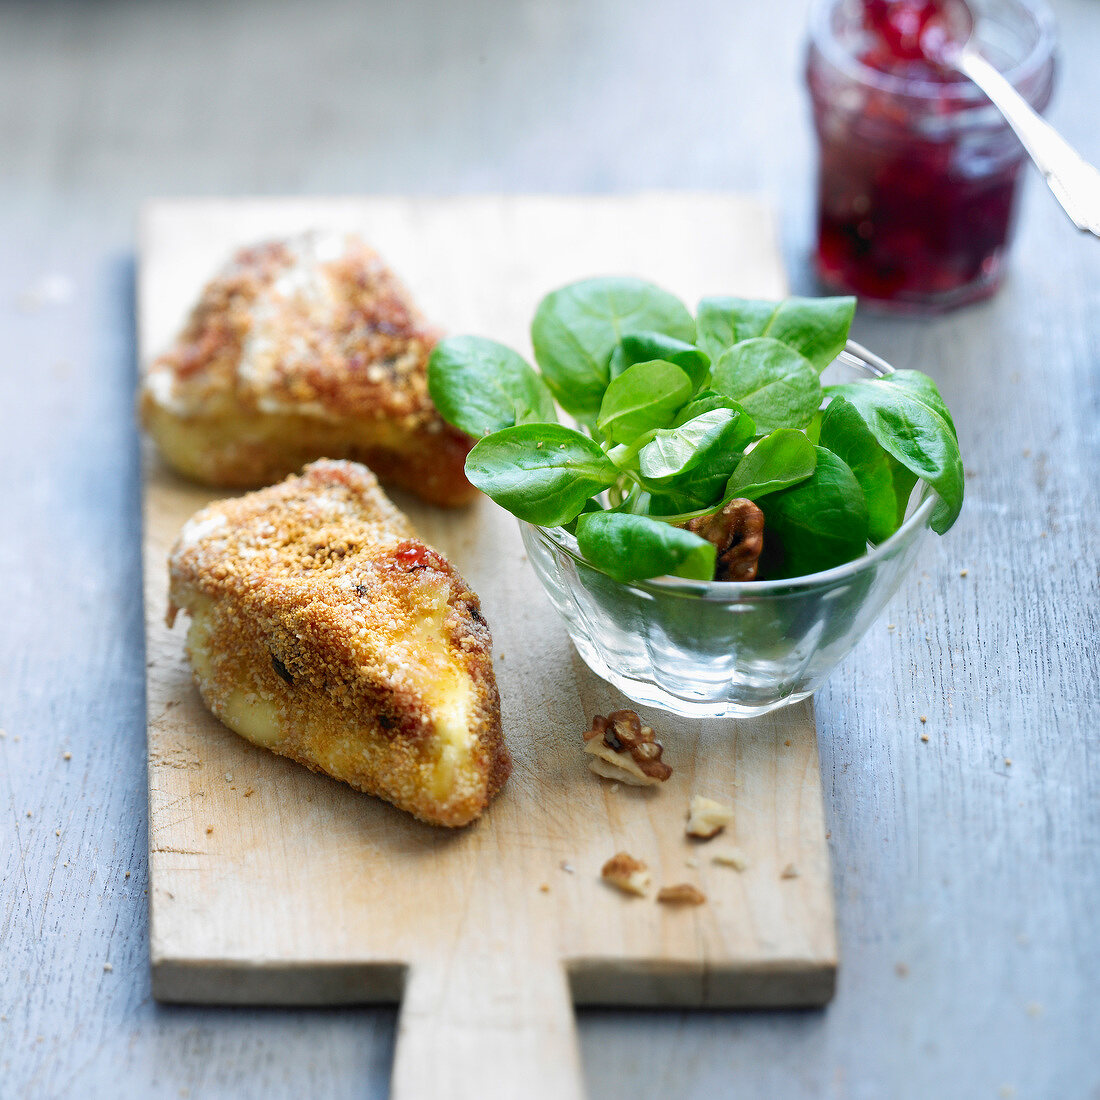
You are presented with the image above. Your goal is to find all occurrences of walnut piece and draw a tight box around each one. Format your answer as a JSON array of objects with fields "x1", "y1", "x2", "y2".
[
  {"x1": 686, "y1": 795, "x2": 734, "y2": 839},
  {"x1": 685, "y1": 498, "x2": 765, "y2": 581},
  {"x1": 657, "y1": 883, "x2": 707, "y2": 906},
  {"x1": 583, "y1": 711, "x2": 672, "y2": 785},
  {"x1": 601, "y1": 852, "x2": 652, "y2": 896}
]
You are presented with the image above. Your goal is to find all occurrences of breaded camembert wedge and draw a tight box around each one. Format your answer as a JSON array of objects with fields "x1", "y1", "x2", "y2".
[
  {"x1": 167, "y1": 460, "x2": 509, "y2": 827},
  {"x1": 141, "y1": 232, "x2": 477, "y2": 507}
]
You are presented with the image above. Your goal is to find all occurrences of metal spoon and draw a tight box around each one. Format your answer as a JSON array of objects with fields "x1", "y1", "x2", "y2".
[{"x1": 926, "y1": 0, "x2": 1100, "y2": 238}]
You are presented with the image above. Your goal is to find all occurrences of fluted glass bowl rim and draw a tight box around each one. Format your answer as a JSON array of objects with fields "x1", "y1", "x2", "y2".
[{"x1": 524, "y1": 339, "x2": 939, "y2": 601}]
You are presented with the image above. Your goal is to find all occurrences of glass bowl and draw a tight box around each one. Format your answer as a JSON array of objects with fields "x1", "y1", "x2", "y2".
[{"x1": 518, "y1": 341, "x2": 938, "y2": 717}]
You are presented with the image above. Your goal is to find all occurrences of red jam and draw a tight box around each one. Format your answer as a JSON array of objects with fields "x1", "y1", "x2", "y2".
[
  {"x1": 861, "y1": 0, "x2": 960, "y2": 70},
  {"x1": 806, "y1": 0, "x2": 1055, "y2": 313},
  {"x1": 391, "y1": 540, "x2": 437, "y2": 571}
]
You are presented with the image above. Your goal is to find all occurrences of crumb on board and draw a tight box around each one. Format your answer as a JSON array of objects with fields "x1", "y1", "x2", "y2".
[
  {"x1": 780, "y1": 863, "x2": 799, "y2": 879},
  {"x1": 657, "y1": 883, "x2": 707, "y2": 906},
  {"x1": 601, "y1": 852, "x2": 651, "y2": 897},
  {"x1": 686, "y1": 795, "x2": 734, "y2": 839},
  {"x1": 920, "y1": 733, "x2": 930, "y2": 743},
  {"x1": 784, "y1": 739, "x2": 791, "y2": 747},
  {"x1": 125, "y1": 871, "x2": 131, "y2": 879},
  {"x1": 55, "y1": 830, "x2": 60, "y2": 837},
  {"x1": 103, "y1": 963, "x2": 113, "y2": 973},
  {"x1": 887, "y1": 623, "x2": 896, "y2": 630},
  {"x1": 1005, "y1": 758, "x2": 1013, "y2": 766},
  {"x1": 205, "y1": 826, "x2": 214, "y2": 834},
  {"x1": 225, "y1": 773, "x2": 233, "y2": 783},
  {"x1": 63, "y1": 751, "x2": 72, "y2": 760},
  {"x1": 711, "y1": 846, "x2": 749, "y2": 871},
  {"x1": 959, "y1": 569, "x2": 969, "y2": 577},
  {"x1": 243, "y1": 788, "x2": 254, "y2": 797},
  {"x1": 539, "y1": 883, "x2": 550, "y2": 893}
]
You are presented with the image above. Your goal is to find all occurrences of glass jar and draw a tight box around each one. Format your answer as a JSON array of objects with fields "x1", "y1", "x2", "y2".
[{"x1": 806, "y1": 0, "x2": 1056, "y2": 313}]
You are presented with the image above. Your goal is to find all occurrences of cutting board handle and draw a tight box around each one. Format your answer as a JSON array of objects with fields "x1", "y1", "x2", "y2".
[{"x1": 391, "y1": 954, "x2": 584, "y2": 1099}]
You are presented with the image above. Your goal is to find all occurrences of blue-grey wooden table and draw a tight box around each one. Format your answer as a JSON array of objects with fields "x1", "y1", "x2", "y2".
[{"x1": 1, "y1": 1, "x2": 1097, "y2": 1096}]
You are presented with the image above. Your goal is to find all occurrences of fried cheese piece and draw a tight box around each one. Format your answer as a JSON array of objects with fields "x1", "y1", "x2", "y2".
[
  {"x1": 141, "y1": 232, "x2": 476, "y2": 507},
  {"x1": 167, "y1": 460, "x2": 509, "y2": 826}
]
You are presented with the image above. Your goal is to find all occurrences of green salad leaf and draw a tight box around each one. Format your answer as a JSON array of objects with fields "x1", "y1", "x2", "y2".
[
  {"x1": 428, "y1": 335, "x2": 557, "y2": 437},
  {"x1": 638, "y1": 409, "x2": 750, "y2": 484},
  {"x1": 758, "y1": 447, "x2": 870, "y2": 579},
  {"x1": 531, "y1": 277, "x2": 694, "y2": 418},
  {"x1": 576, "y1": 512, "x2": 716, "y2": 583},
  {"x1": 826, "y1": 370, "x2": 963, "y2": 534},
  {"x1": 724, "y1": 429, "x2": 818, "y2": 501},
  {"x1": 819, "y1": 396, "x2": 903, "y2": 543},
  {"x1": 464, "y1": 423, "x2": 618, "y2": 527},
  {"x1": 697, "y1": 295, "x2": 856, "y2": 370},
  {"x1": 597, "y1": 359, "x2": 694, "y2": 445},
  {"x1": 711, "y1": 338, "x2": 822, "y2": 433},
  {"x1": 612, "y1": 331, "x2": 711, "y2": 390}
]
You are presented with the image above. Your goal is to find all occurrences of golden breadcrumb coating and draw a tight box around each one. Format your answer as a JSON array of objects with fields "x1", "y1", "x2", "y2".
[
  {"x1": 141, "y1": 232, "x2": 476, "y2": 507},
  {"x1": 168, "y1": 459, "x2": 509, "y2": 827}
]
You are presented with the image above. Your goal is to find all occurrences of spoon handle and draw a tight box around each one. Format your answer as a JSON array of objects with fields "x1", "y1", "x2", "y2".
[{"x1": 958, "y1": 48, "x2": 1100, "y2": 238}]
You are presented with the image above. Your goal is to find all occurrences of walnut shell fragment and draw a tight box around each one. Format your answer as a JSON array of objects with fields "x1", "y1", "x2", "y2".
[
  {"x1": 657, "y1": 883, "x2": 707, "y2": 906},
  {"x1": 685, "y1": 498, "x2": 765, "y2": 582},
  {"x1": 583, "y1": 711, "x2": 672, "y2": 786},
  {"x1": 686, "y1": 795, "x2": 734, "y2": 839},
  {"x1": 601, "y1": 852, "x2": 652, "y2": 897}
]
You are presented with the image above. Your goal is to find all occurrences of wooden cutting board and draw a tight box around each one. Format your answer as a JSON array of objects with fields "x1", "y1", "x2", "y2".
[{"x1": 140, "y1": 195, "x2": 837, "y2": 1100}]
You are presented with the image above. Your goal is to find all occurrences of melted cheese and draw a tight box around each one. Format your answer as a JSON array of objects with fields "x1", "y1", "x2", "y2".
[
  {"x1": 186, "y1": 600, "x2": 283, "y2": 747},
  {"x1": 184, "y1": 589, "x2": 474, "y2": 798},
  {"x1": 405, "y1": 576, "x2": 474, "y2": 798}
]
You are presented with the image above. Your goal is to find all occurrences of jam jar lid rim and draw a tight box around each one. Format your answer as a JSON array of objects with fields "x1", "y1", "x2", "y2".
[{"x1": 807, "y1": 0, "x2": 1057, "y2": 105}]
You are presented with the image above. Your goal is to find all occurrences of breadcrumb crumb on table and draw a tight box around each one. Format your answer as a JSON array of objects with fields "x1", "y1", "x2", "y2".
[
  {"x1": 601, "y1": 852, "x2": 651, "y2": 897},
  {"x1": 686, "y1": 795, "x2": 734, "y2": 839},
  {"x1": 657, "y1": 883, "x2": 707, "y2": 906},
  {"x1": 711, "y1": 846, "x2": 750, "y2": 871}
]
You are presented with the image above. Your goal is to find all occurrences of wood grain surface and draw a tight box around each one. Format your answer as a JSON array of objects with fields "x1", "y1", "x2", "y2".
[
  {"x1": 140, "y1": 196, "x2": 835, "y2": 1098},
  {"x1": 2, "y1": 2, "x2": 1098, "y2": 1098}
]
